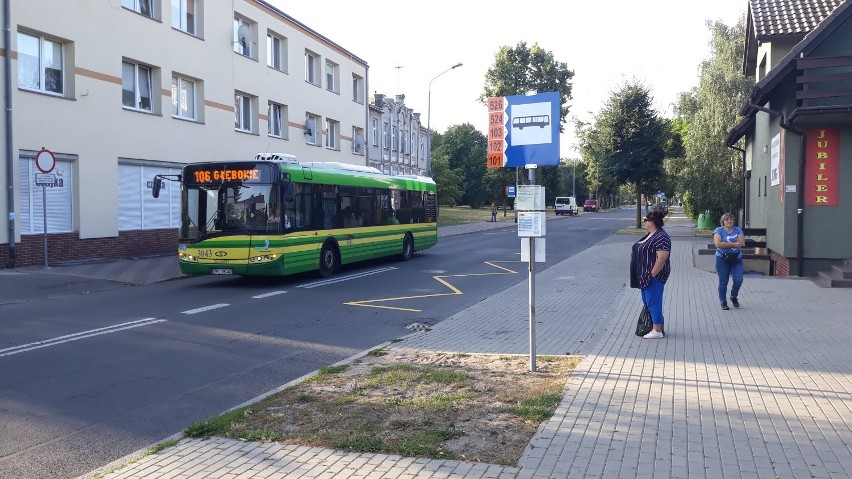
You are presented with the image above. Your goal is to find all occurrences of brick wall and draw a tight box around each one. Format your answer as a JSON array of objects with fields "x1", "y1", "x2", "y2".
[
  {"x1": 771, "y1": 251, "x2": 791, "y2": 277},
  {"x1": 1, "y1": 229, "x2": 179, "y2": 269}
]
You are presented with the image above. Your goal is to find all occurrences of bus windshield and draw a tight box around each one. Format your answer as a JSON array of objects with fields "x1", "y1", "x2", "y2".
[{"x1": 182, "y1": 183, "x2": 282, "y2": 240}]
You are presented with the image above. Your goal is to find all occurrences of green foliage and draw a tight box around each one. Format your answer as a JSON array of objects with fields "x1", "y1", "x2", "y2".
[
  {"x1": 508, "y1": 393, "x2": 562, "y2": 423},
  {"x1": 598, "y1": 81, "x2": 667, "y2": 188},
  {"x1": 431, "y1": 124, "x2": 488, "y2": 207},
  {"x1": 674, "y1": 18, "x2": 752, "y2": 219},
  {"x1": 317, "y1": 364, "x2": 349, "y2": 376},
  {"x1": 184, "y1": 407, "x2": 249, "y2": 437},
  {"x1": 430, "y1": 154, "x2": 463, "y2": 206},
  {"x1": 576, "y1": 81, "x2": 668, "y2": 218},
  {"x1": 480, "y1": 41, "x2": 574, "y2": 133},
  {"x1": 145, "y1": 440, "x2": 178, "y2": 455}
]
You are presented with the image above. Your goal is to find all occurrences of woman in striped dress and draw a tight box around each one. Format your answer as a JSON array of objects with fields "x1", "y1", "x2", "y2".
[{"x1": 632, "y1": 210, "x2": 671, "y2": 339}]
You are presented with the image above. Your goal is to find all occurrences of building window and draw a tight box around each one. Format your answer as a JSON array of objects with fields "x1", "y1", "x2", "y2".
[
  {"x1": 305, "y1": 113, "x2": 320, "y2": 145},
  {"x1": 171, "y1": 75, "x2": 195, "y2": 120},
  {"x1": 372, "y1": 118, "x2": 379, "y2": 146},
  {"x1": 122, "y1": 61, "x2": 153, "y2": 112},
  {"x1": 352, "y1": 74, "x2": 363, "y2": 103},
  {"x1": 325, "y1": 119, "x2": 339, "y2": 150},
  {"x1": 19, "y1": 154, "x2": 75, "y2": 234},
  {"x1": 325, "y1": 60, "x2": 338, "y2": 93},
  {"x1": 234, "y1": 93, "x2": 252, "y2": 132},
  {"x1": 267, "y1": 32, "x2": 287, "y2": 72},
  {"x1": 392, "y1": 126, "x2": 397, "y2": 152},
  {"x1": 233, "y1": 17, "x2": 253, "y2": 58},
  {"x1": 305, "y1": 51, "x2": 319, "y2": 85},
  {"x1": 268, "y1": 101, "x2": 288, "y2": 139},
  {"x1": 119, "y1": 163, "x2": 182, "y2": 231},
  {"x1": 17, "y1": 32, "x2": 65, "y2": 96},
  {"x1": 411, "y1": 132, "x2": 417, "y2": 158},
  {"x1": 353, "y1": 127, "x2": 365, "y2": 155},
  {"x1": 170, "y1": 0, "x2": 196, "y2": 35},
  {"x1": 123, "y1": 0, "x2": 154, "y2": 18},
  {"x1": 383, "y1": 121, "x2": 389, "y2": 149}
]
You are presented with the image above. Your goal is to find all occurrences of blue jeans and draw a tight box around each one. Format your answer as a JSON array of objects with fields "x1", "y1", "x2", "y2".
[
  {"x1": 715, "y1": 255, "x2": 743, "y2": 302},
  {"x1": 641, "y1": 277, "x2": 665, "y2": 325}
]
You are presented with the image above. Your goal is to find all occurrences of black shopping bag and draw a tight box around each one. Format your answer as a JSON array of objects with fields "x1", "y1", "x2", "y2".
[{"x1": 635, "y1": 305, "x2": 653, "y2": 337}]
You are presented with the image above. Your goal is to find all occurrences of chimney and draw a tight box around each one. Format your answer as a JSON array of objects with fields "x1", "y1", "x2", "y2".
[
  {"x1": 374, "y1": 93, "x2": 384, "y2": 105},
  {"x1": 395, "y1": 94, "x2": 405, "y2": 103}
]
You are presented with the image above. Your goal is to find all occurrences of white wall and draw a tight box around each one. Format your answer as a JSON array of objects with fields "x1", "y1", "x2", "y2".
[{"x1": 7, "y1": 0, "x2": 368, "y2": 242}]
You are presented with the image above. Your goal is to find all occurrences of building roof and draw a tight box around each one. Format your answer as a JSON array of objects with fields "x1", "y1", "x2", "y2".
[
  {"x1": 729, "y1": 0, "x2": 852, "y2": 145},
  {"x1": 253, "y1": 0, "x2": 368, "y2": 67},
  {"x1": 749, "y1": 0, "x2": 844, "y2": 36},
  {"x1": 743, "y1": 0, "x2": 845, "y2": 74}
]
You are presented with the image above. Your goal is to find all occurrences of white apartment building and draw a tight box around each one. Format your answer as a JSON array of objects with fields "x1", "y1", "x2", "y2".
[
  {"x1": 0, "y1": 0, "x2": 369, "y2": 268},
  {"x1": 367, "y1": 93, "x2": 429, "y2": 177}
]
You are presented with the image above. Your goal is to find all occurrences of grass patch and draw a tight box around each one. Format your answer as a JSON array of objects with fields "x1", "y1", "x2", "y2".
[
  {"x1": 317, "y1": 364, "x2": 348, "y2": 376},
  {"x1": 509, "y1": 393, "x2": 563, "y2": 423},
  {"x1": 437, "y1": 205, "x2": 515, "y2": 226},
  {"x1": 146, "y1": 439, "x2": 178, "y2": 455},
  {"x1": 184, "y1": 352, "x2": 581, "y2": 466},
  {"x1": 184, "y1": 407, "x2": 248, "y2": 438}
]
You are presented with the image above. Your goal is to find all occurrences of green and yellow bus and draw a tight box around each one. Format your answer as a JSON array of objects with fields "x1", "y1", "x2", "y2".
[{"x1": 152, "y1": 154, "x2": 437, "y2": 277}]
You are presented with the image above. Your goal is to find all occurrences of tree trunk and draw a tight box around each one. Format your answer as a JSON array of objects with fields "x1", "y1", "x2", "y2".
[{"x1": 635, "y1": 184, "x2": 643, "y2": 229}]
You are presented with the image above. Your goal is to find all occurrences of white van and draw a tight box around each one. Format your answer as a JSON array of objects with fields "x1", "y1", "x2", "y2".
[{"x1": 555, "y1": 196, "x2": 578, "y2": 215}]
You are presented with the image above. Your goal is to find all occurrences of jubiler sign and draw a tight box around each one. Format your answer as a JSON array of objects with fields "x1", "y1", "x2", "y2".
[{"x1": 805, "y1": 128, "x2": 839, "y2": 206}]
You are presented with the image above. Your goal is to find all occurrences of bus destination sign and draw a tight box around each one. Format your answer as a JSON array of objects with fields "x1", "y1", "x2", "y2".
[{"x1": 185, "y1": 163, "x2": 272, "y2": 185}]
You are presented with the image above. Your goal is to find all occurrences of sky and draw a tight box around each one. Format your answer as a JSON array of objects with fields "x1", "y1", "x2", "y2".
[{"x1": 270, "y1": 0, "x2": 748, "y2": 158}]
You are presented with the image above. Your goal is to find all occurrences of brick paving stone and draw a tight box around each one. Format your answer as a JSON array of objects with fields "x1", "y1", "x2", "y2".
[{"x1": 85, "y1": 214, "x2": 852, "y2": 479}]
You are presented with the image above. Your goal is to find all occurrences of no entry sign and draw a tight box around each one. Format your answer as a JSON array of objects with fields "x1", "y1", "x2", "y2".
[{"x1": 35, "y1": 148, "x2": 56, "y2": 174}]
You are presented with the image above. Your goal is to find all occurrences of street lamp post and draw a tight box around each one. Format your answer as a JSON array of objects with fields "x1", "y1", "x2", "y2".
[
  {"x1": 572, "y1": 158, "x2": 576, "y2": 197},
  {"x1": 426, "y1": 62, "x2": 462, "y2": 176}
]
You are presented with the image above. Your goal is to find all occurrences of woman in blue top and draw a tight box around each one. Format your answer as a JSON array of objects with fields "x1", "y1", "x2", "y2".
[
  {"x1": 632, "y1": 210, "x2": 671, "y2": 339},
  {"x1": 713, "y1": 212, "x2": 745, "y2": 310}
]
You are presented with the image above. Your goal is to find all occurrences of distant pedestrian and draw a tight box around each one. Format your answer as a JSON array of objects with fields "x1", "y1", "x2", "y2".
[
  {"x1": 490, "y1": 203, "x2": 498, "y2": 222},
  {"x1": 630, "y1": 210, "x2": 671, "y2": 339},
  {"x1": 714, "y1": 212, "x2": 745, "y2": 310}
]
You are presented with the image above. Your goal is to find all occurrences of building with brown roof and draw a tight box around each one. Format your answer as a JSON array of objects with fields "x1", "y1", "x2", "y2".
[{"x1": 727, "y1": 0, "x2": 852, "y2": 283}]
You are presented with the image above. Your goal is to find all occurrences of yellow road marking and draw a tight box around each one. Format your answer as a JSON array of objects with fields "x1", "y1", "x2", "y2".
[{"x1": 344, "y1": 261, "x2": 519, "y2": 312}]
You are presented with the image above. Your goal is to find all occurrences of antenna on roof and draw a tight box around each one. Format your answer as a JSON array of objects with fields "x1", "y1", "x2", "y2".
[{"x1": 394, "y1": 63, "x2": 404, "y2": 94}]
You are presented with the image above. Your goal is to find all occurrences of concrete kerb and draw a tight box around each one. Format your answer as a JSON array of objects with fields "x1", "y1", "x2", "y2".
[{"x1": 87, "y1": 217, "x2": 635, "y2": 478}]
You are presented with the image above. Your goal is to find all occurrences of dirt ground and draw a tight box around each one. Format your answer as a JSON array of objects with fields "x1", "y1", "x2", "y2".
[{"x1": 215, "y1": 349, "x2": 581, "y2": 466}]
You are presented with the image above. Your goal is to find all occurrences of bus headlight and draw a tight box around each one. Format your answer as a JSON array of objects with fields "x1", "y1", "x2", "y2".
[
  {"x1": 248, "y1": 254, "x2": 279, "y2": 263},
  {"x1": 180, "y1": 252, "x2": 197, "y2": 262}
]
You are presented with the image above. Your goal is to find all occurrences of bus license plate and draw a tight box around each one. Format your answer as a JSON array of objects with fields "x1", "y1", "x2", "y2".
[{"x1": 212, "y1": 269, "x2": 233, "y2": 275}]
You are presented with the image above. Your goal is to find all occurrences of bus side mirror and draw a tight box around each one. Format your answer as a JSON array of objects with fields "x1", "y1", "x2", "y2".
[
  {"x1": 283, "y1": 182, "x2": 294, "y2": 202},
  {"x1": 152, "y1": 177, "x2": 162, "y2": 198}
]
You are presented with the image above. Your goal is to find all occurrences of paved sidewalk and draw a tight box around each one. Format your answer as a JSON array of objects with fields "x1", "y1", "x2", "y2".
[{"x1": 30, "y1": 212, "x2": 852, "y2": 478}]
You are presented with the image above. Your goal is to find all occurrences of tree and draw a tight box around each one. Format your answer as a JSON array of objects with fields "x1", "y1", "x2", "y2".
[
  {"x1": 480, "y1": 42, "x2": 575, "y2": 201},
  {"x1": 431, "y1": 124, "x2": 489, "y2": 207},
  {"x1": 430, "y1": 153, "x2": 463, "y2": 206},
  {"x1": 480, "y1": 42, "x2": 574, "y2": 133},
  {"x1": 575, "y1": 82, "x2": 667, "y2": 223},
  {"x1": 673, "y1": 19, "x2": 752, "y2": 221}
]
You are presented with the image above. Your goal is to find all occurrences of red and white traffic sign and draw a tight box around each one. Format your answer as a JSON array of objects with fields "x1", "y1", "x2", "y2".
[{"x1": 35, "y1": 148, "x2": 56, "y2": 174}]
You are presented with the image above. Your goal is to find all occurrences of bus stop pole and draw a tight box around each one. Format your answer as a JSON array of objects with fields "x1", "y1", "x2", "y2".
[
  {"x1": 43, "y1": 185, "x2": 48, "y2": 268},
  {"x1": 528, "y1": 166, "x2": 536, "y2": 372}
]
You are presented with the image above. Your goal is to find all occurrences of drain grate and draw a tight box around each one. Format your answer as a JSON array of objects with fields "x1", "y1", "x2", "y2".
[{"x1": 405, "y1": 322, "x2": 431, "y2": 331}]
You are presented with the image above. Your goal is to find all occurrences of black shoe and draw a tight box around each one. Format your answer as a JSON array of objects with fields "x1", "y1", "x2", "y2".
[
  {"x1": 721, "y1": 302, "x2": 730, "y2": 310},
  {"x1": 730, "y1": 297, "x2": 740, "y2": 308}
]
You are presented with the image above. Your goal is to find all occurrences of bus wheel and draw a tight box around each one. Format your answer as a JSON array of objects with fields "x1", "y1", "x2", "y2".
[
  {"x1": 401, "y1": 233, "x2": 414, "y2": 261},
  {"x1": 319, "y1": 243, "x2": 338, "y2": 277}
]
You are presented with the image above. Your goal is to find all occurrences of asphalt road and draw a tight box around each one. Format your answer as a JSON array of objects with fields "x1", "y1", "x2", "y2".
[{"x1": 0, "y1": 208, "x2": 636, "y2": 479}]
